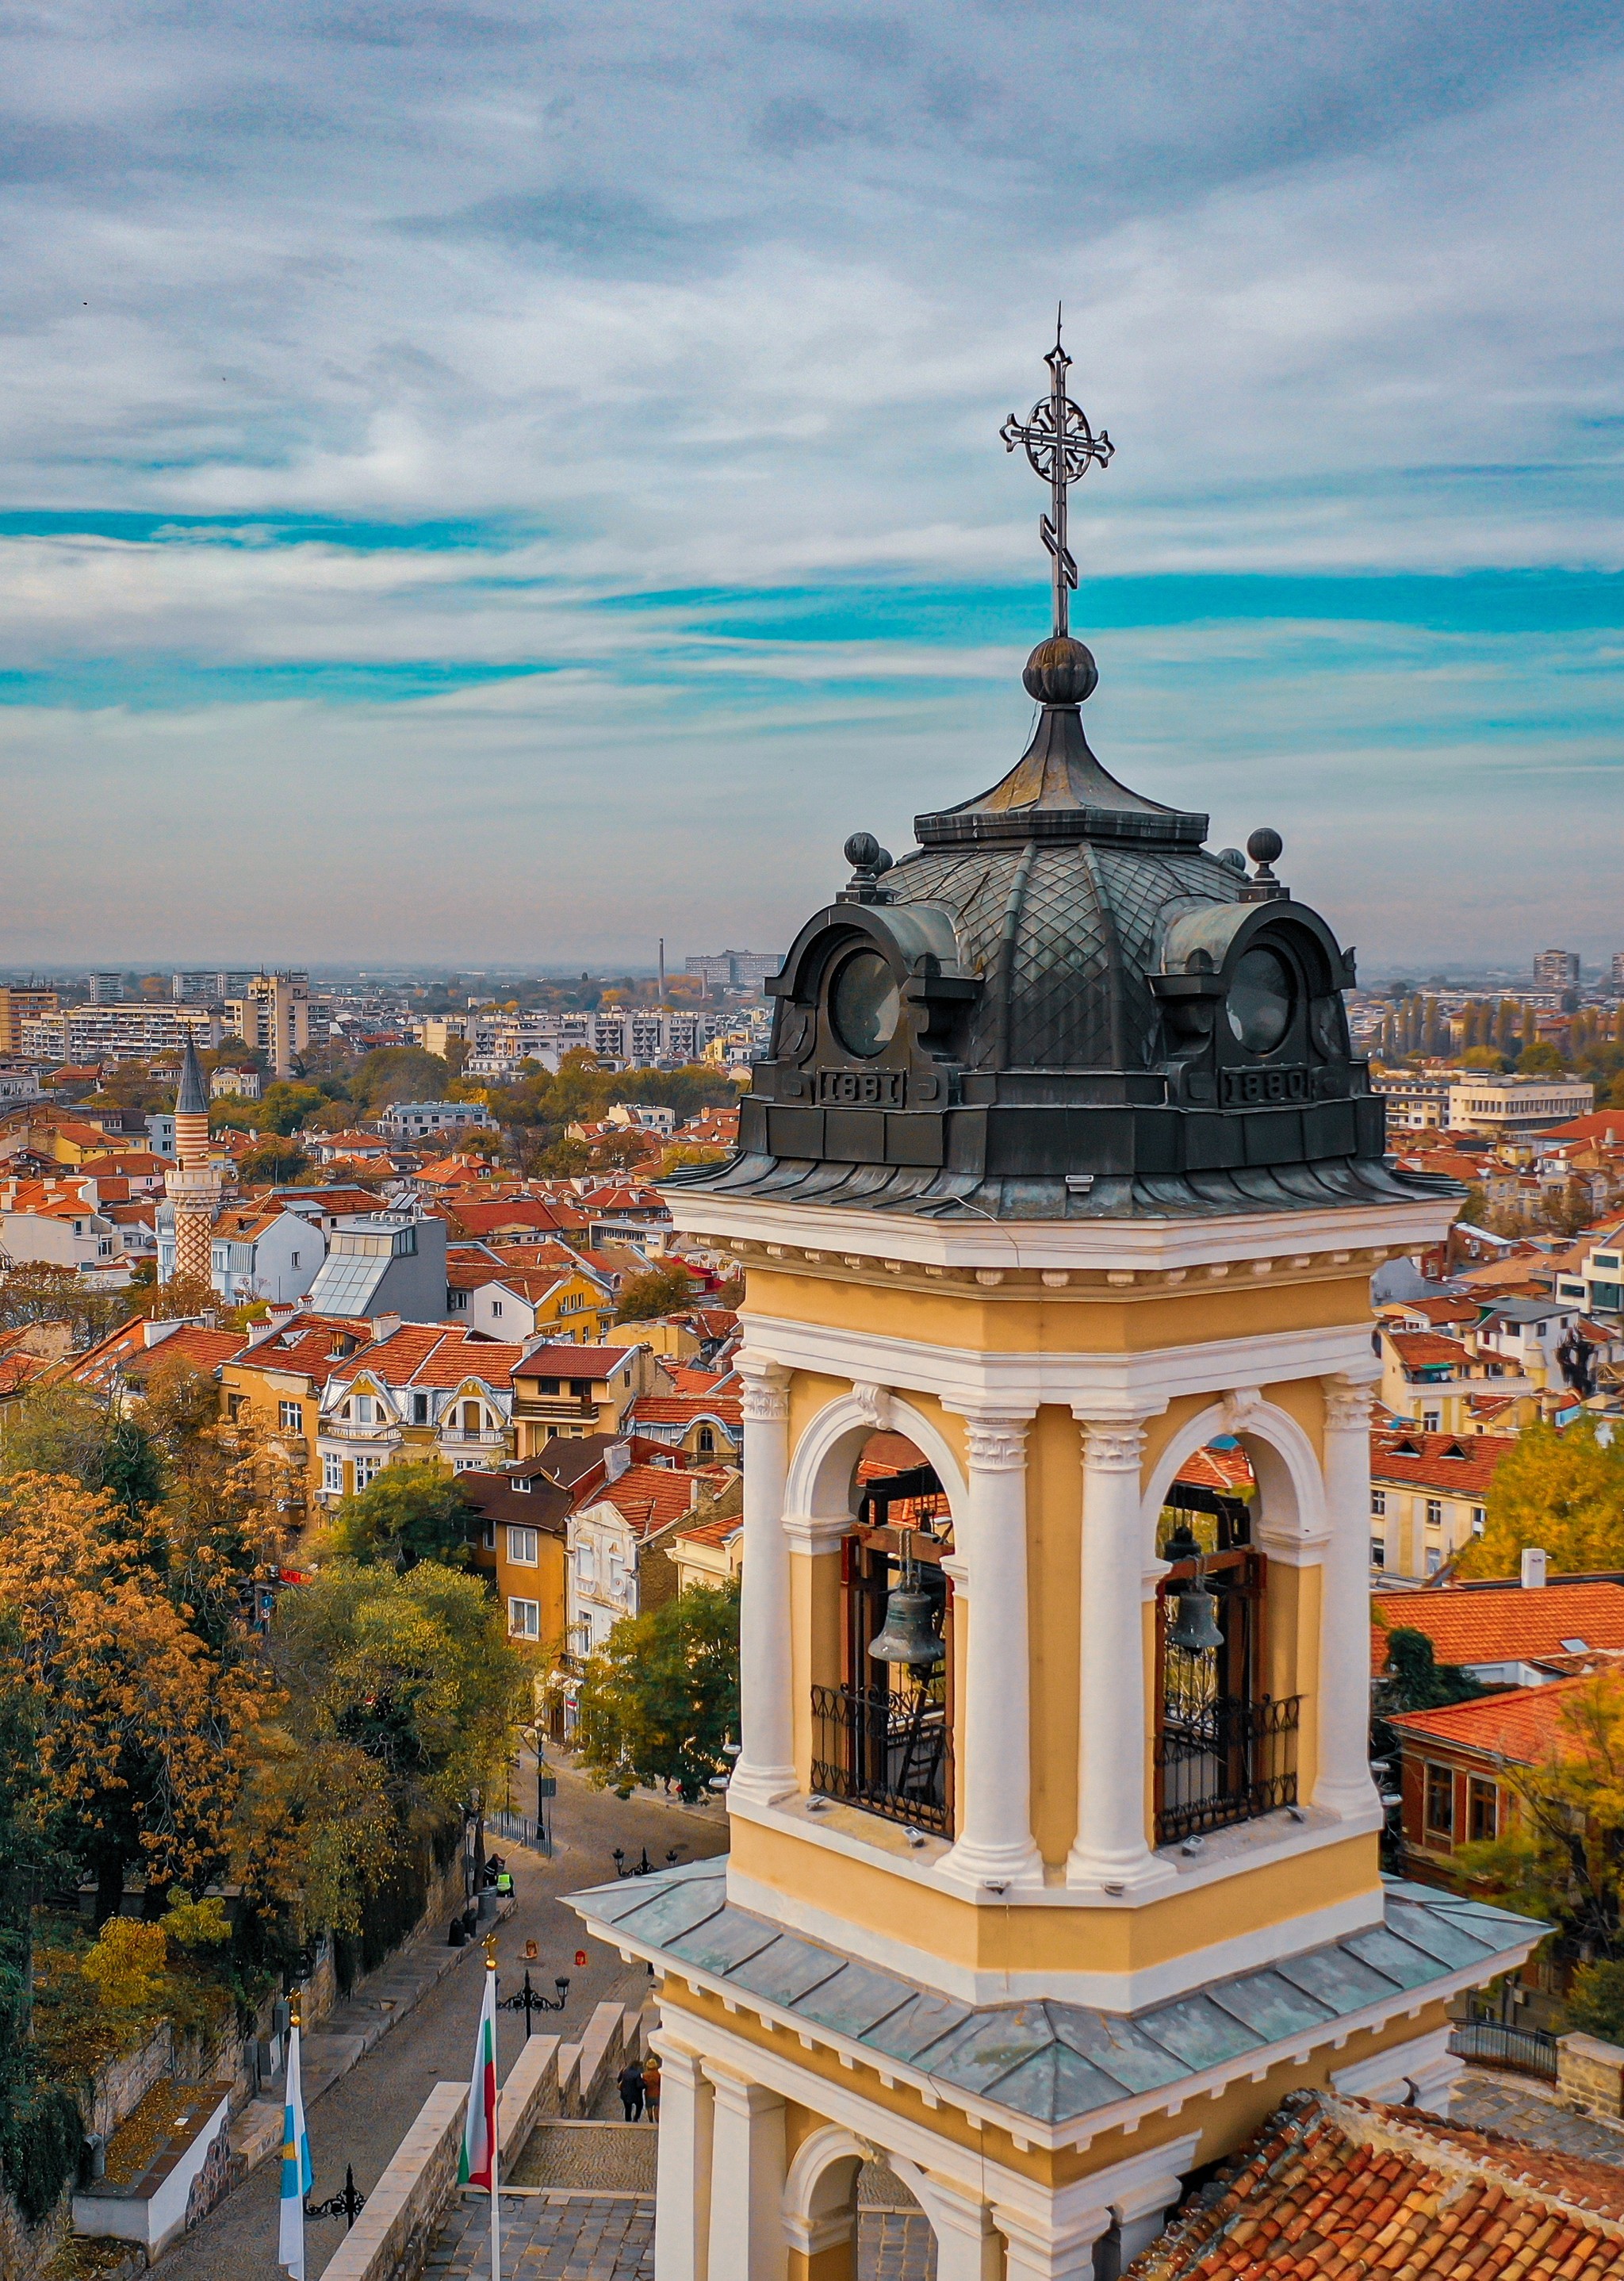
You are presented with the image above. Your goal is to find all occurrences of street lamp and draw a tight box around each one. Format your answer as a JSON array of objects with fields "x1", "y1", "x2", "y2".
[
  {"x1": 305, "y1": 2164, "x2": 367, "y2": 2229},
  {"x1": 497, "y1": 1970, "x2": 570, "y2": 2036},
  {"x1": 612, "y1": 1846, "x2": 680, "y2": 1878}
]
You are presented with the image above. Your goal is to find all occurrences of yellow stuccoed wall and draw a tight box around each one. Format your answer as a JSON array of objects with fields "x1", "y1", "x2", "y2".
[
  {"x1": 730, "y1": 1813, "x2": 1380, "y2": 1979},
  {"x1": 661, "y1": 1979, "x2": 1452, "y2": 2197}
]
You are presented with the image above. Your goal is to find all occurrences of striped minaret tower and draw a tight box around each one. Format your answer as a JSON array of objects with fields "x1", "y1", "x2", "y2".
[{"x1": 166, "y1": 1037, "x2": 221, "y2": 1289}]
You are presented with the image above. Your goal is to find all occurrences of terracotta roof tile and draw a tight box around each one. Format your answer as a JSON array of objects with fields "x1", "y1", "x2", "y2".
[
  {"x1": 582, "y1": 1463, "x2": 705, "y2": 1539},
  {"x1": 630, "y1": 1394, "x2": 742, "y2": 1428},
  {"x1": 1388, "y1": 1330, "x2": 1475, "y2": 1368},
  {"x1": 1128, "y1": 2091, "x2": 1624, "y2": 2281},
  {"x1": 338, "y1": 1324, "x2": 526, "y2": 1391},
  {"x1": 1369, "y1": 1429, "x2": 1517, "y2": 1497},
  {"x1": 1173, "y1": 1444, "x2": 1256, "y2": 1495},
  {"x1": 1371, "y1": 1581, "x2": 1624, "y2": 1675},
  {"x1": 514, "y1": 1343, "x2": 634, "y2": 1378}
]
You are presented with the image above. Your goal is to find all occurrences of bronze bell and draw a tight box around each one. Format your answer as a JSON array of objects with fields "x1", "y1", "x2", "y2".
[
  {"x1": 868, "y1": 1581, "x2": 946, "y2": 1671},
  {"x1": 1166, "y1": 1579, "x2": 1224, "y2": 1657}
]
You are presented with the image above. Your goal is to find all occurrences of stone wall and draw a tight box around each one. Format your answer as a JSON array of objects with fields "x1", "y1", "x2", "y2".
[
  {"x1": 320, "y1": 2083, "x2": 469, "y2": 2281},
  {"x1": 1557, "y1": 2031, "x2": 1624, "y2": 2119}
]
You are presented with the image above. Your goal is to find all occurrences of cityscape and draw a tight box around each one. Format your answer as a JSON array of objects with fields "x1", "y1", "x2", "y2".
[{"x1": 3, "y1": 11, "x2": 1624, "y2": 2281}]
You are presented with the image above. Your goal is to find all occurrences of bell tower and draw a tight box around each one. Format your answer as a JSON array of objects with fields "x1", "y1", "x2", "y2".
[{"x1": 569, "y1": 324, "x2": 1542, "y2": 2281}]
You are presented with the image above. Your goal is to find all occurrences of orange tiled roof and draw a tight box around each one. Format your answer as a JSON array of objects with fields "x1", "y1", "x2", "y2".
[
  {"x1": 1172, "y1": 1444, "x2": 1255, "y2": 1496},
  {"x1": 1371, "y1": 1580, "x2": 1624, "y2": 1675},
  {"x1": 339, "y1": 1324, "x2": 526, "y2": 1391},
  {"x1": 0, "y1": 1351, "x2": 50, "y2": 1396},
  {"x1": 514, "y1": 1343, "x2": 634, "y2": 1378},
  {"x1": 1128, "y1": 2088, "x2": 1624, "y2": 2281},
  {"x1": 446, "y1": 1198, "x2": 588, "y2": 1236},
  {"x1": 120, "y1": 1325, "x2": 249, "y2": 1380},
  {"x1": 1389, "y1": 1673, "x2": 1600, "y2": 1761},
  {"x1": 585, "y1": 1463, "x2": 733, "y2": 1539},
  {"x1": 674, "y1": 1512, "x2": 741, "y2": 1550},
  {"x1": 228, "y1": 1313, "x2": 375, "y2": 1381},
  {"x1": 1387, "y1": 1329, "x2": 1473, "y2": 1368},
  {"x1": 630, "y1": 1394, "x2": 742, "y2": 1428},
  {"x1": 1369, "y1": 1428, "x2": 1516, "y2": 1495}
]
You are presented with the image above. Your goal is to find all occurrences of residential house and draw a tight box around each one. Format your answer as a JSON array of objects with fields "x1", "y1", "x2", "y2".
[
  {"x1": 627, "y1": 1389, "x2": 742, "y2": 1464},
  {"x1": 457, "y1": 1263, "x2": 615, "y2": 1345},
  {"x1": 210, "y1": 1064, "x2": 262, "y2": 1100},
  {"x1": 668, "y1": 1478, "x2": 744, "y2": 1594},
  {"x1": 316, "y1": 1324, "x2": 524, "y2": 1503},
  {"x1": 1390, "y1": 1675, "x2": 1602, "y2": 1893},
  {"x1": 439, "y1": 1195, "x2": 592, "y2": 1248},
  {"x1": 0, "y1": 1176, "x2": 121, "y2": 1273},
  {"x1": 64, "y1": 1317, "x2": 250, "y2": 1405},
  {"x1": 301, "y1": 1212, "x2": 447, "y2": 1321},
  {"x1": 1368, "y1": 1428, "x2": 1517, "y2": 1578},
  {"x1": 509, "y1": 1341, "x2": 668, "y2": 1455},
  {"x1": 566, "y1": 1463, "x2": 735, "y2": 1654},
  {"x1": 220, "y1": 1309, "x2": 374, "y2": 1529},
  {"x1": 157, "y1": 1201, "x2": 327, "y2": 1305},
  {"x1": 454, "y1": 1465, "x2": 574, "y2": 1651},
  {"x1": 1553, "y1": 1217, "x2": 1624, "y2": 1320},
  {"x1": 77, "y1": 1152, "x2": 172, "y2": 1196},
  {"x1": 1373, "y1": 1321, "x2": 1538, "y2": 1437},
  {"x1": 1371, "y1": 1577, "x2": 1624, "y2": 1689}
]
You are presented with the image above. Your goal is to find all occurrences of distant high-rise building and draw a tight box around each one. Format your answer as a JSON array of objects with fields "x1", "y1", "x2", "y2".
[
  {"x1": 0, "y1": 985, "x2": 59, "y2": 1055},
  {"x1": 684, "y1": 949, "x2": 783, "y2": 994},
  {"x1": 1612, "y1": 951, "x2": 1624, "y2": 991},
  {"x1": 87, "y1": 971, "x2": 124, "y2": 1004},
  {"x1": 224, "y1": 971, "x2": 312, "y2": 1077},
  {"x1": 1533, "y1": 948, "x2": 1581, "y2": 990},
  {"x1": 171, "y1": 971, "x2": 222, "y2": 1003}
]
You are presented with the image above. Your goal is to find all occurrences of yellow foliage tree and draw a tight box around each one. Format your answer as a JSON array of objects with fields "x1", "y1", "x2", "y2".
[
  {"x1": 1453, "y1": 1417, "x2": 1624, "y2": 1580},
  {"x1": 79, "y1": 1920, "x2": 168, "y2": 2012}
]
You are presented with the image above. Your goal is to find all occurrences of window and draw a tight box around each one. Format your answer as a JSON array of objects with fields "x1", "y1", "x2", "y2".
[
  {"x1": 508, "y1": 1526, "x2": 539, "y2": 1566},
  {"x1": 354, "y1": 1455, "x2": 381, "y2": 1490},
  {"x1": 1370, "y1": 1539, "x2": 1385, "y2": 1569},
  {"x1": 576, "y1": 1542, "x2": 596, "y2": 1583},
  {"x1": 1425, "y1": 1548, "x2": 1442, "y2": 1576},
  {"x1": 538, "y1": 1378, "x2": 559, "y2": 1395},
  {"x1": 1371, "y1": 1489, "x2": 1387, "y2": 1516},
  {"x1": 1472, "y1": 1507, "x2": 1487, "y2": 1535},
  {"x1": 508, "y1": 1598, "x2": 540, "y2": 1639},
  {"x1": 1425, "y1": 1499, "x2": 1443, "y2": 1529},
  {"x1": 490, "y1": 1300, "x2": 503, "y2": 1317},
  {"x1": 696, "y1": 1425, "x2": 715, "y2": 1456},
  {"x1": 1422, "y1": 1408, "x2": 1441, "y2": 1432},
  {"x1": 355, "y1": 1394, "x2": 373, "y2": 1425},
  {"x1": 1469, "y1": 1777, "x2": 1498, "y2": 1842},
  {"x1": 412, "y1": 1392, "x2": 429, "y2": 1424},
  {"x1": 323, "y1": 1453, "x2": 343, "y2": 1494},
  {"x1": 1425, "y1": 1764, "x2": 1454, "y2": 1838},
  {"x1": 278, "y1": 1401, "x2": 304, "y2": 1433},
  {"x1": 449, "y1": 1289, "x2": 468, "y2": 1310},
  {"x1": 289, "y1": 1251, "x2": 301, "y2": 1267}
]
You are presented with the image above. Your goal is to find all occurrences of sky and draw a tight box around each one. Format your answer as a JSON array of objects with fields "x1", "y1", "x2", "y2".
[{"x1": 2, "y1": 1, "x2": 1622, "y2": 974}]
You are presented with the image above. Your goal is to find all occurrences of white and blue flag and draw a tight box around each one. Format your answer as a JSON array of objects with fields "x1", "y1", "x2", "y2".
[{"x1": 278, "y1": 2013, "x2": 313, "y2": 2279}]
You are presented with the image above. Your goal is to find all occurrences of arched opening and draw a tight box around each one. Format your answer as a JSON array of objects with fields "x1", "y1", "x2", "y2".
[
  {"x1": 1151, "y1": 1436, "x2": 1301, "y2": 1846},
  {"x1": 806, "y1": 1426, "x2": 958, "y2": 1838}
]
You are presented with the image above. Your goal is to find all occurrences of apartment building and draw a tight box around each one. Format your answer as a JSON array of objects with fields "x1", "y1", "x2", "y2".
[
  {"x1": 1446, "y1": 1073, "x2": 1595, "y2": 1138},
  {"x1": 1368, "y1": 1428, "x2": 1515, "y2": 1578},
  {"x1": 220, "y1": 1309, "x2": 373, "y2": 1528},
  {"x1": 509, "y1": 1340, "x2": 666, "y2": 1455},
  {"x1": 0, "y1": 987, "x2": 59, "y2": 1054},
  {"x1": 374, "y1": 1099, "x2": 496, "y2": 1142},
  {"x1": 21, "y1": 1003, "x2": 223, "y2": 1064},
  {"x1": 1553, "y1": 1218, "x2": 1624, "y2": 1317},
  {"x1": 224, "y1": 972, "x2": 313, "y2": 1078}
]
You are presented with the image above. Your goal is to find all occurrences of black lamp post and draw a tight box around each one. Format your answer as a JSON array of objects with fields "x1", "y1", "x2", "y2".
[
  {"x1": 497, "y1": 1969, "x2": 570, "y2": 2036},
  {"x1": 305, "y1": 2163, "x2": 367, "y2": 2228},
  {"x1": 612, "y1": 1846, "x2": 680, "y2": 1879}
]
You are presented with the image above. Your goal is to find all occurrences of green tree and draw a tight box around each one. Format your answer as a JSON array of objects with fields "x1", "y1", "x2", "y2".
[
  {"x1": 347, "y1": 1047, "x2": 452, "y2": 1114},
  {"x1": 1454, "y1": 1418, "x2": 1624, "y2": 1580},
  {"x1": 237, "y1": 1134, "x2": 312, "y2": 1183},
  {"x1": 1458, "y1": 1046, "x2": 1507, "y2": 1071},
  {"x1": 0, "y1": 1262, "x2": 131, "y2": 1348},
  {"x1": 1518, "y1": 1040, "x2": 1565, "y2": 1074},
  {"x1": 574, "y1": 1579, "x2": 740, "y2": 1802},
  {"x1": 0, "y1": 1384, "x2": 163, "y2": 1520},
  {"x1": 615, "y1": 1261, "x2": 699, "y2": 1322},
  {"x1": 324, "y1": 1463, "x2": 475, "y2": 1570}
]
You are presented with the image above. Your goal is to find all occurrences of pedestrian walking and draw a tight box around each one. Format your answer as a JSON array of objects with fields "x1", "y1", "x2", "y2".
[
  {"x1": 642, "y1": 2050, "x2": 661, "y2": 2122},
  {"x1": 617, "y1": 2058, "x2": 645, "y2": 2122}
]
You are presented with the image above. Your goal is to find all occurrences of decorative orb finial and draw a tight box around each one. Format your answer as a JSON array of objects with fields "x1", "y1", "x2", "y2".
[
  {"x1": 1247, "y1": 827, "x2": 1282, "y2": 883},
  {"x1": 1021, "y1": 634, "x2": 1098, "y2": 707}
]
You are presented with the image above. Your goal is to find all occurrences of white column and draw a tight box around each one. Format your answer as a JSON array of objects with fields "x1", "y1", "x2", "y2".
[
  {"x1": 703, "y1": 2068, "x2": 787, "y2": 2281},
  {"x1": 1112, "y1": 2176, "x2": 1185, "y2": 2268},
  {"x1": 898, "y1": 2170, "x2": 1001, "y2": 2281},
  {"x1": 731, "y1": 1355, "x2": 797, "y2": 1809},
  {"x1": 1315, "y1": 1379, "x2": 1382, "y2": 1819},
  {"x1": 995, "y1": 2205, "x2": 1112, "y2": 2281},
  {"x1": 1068, "y1": 1415, "x2": 1173, "y2": 1894},
  {"x1": 941, "y1": 1409, "x2": 1044, "y2": 1890},
  {"x1": 652, "y1": 2039, "x2": 714, "y2": 2281}
]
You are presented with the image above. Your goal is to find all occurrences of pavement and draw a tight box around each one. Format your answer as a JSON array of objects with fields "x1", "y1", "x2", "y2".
[
  {"x1": 1452, "y1": 2063, "x2": 1624, "y2": 2165},
  {"x1": 152, "y1": 1758, "x2": 727, "y2": 2279}
]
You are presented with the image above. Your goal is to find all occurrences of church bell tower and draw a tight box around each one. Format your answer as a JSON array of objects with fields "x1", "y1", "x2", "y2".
[{"x1": 568, "y1": 323, "x2": 1542, "y2": 2281}]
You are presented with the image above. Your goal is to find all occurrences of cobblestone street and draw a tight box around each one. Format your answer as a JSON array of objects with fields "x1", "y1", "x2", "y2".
[{"x1": 1452, "y1": 2067, "x2": 1624, "y2": 2166}]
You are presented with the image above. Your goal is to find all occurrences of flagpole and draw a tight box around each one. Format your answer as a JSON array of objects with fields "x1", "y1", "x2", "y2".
[{"x1": 486, "y1": 1940, "x2": 501, "y2": 2281}]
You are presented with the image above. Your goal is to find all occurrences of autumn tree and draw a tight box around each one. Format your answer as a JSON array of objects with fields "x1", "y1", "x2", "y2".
[
  {"x1": 1454, "y1": 1417, "x2": 1624, "y2": 1580},
  {"x1": 0, "y1": 1262, "x2": 130, "y2": 1348},
  {"x1": 574, "y1": 1578, "x2": 740, "y2": 1802},
  {"x1": 323, "y1": 1462, "x2": 475, "y2": 1571},
  {"x1": 0, "y1": 1473, "x2": 268, "y2": 1921},
  {"x1": 0, "y1": 1383, "x2": 163, "y2": 1520},
  {"x1": 615, "y1": 1261, "x2": 699, "y2": 1322}
]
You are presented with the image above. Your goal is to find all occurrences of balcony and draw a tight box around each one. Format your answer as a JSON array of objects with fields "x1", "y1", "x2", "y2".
[
  {"x1": 1154, "y1": 1692, "x2": 1300, "y2": 1846},
  {"x1": 322, "y1": 1420, "x2": 400, "y2": 1443},
  {"x1": 810, "y1": 1681, "x2": 954, "y2": 1838},
  {"x1": 439, "y1": 1428, "x2": 509, "y2": 1447}
]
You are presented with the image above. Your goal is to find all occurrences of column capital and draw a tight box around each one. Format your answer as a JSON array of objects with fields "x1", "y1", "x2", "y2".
[
  {"x1": 958, "y1": 1413, "x2": 1030, "y2": 1470},
  {"x1": 1075, "y1": 1417, "x2": 1148, "y2": 1472},
  {"x1": 736, "y1": 1354, "x2": 791, "y2": 1421},
  {"x1": 699, "y1": 2064, "x2": 784, "y2": 2118},
  {"x1": 782, "y1": 1513, "x2": 851, "y2": 1557},
  {"x1": 1323, "y1": 1374, "x2": 1376, "y2": 1432}
]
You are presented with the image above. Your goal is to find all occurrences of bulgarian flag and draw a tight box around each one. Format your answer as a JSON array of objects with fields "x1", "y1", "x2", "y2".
[{"x1": 458, "y1": 1955, "x2": 499, "y2": 2191}]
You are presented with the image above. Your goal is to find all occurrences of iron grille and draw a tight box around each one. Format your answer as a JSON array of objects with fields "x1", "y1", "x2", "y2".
[
  {"x1": 1154, "y1": 1690, "x2": 1300, "y2": 1845},
  {"x1": 1448, "y1": 2020, "x2": 1557, "y2": 2081},
  {"x1": 810, "y1": 1681, "x2": 953, "y2": 1836}
]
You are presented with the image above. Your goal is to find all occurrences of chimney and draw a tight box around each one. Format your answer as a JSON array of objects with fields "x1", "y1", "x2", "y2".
[
  {"x1": 370, "y1": 1312, "x2": 402, "y2": 1341},
  {"x1": 603, "y1": 1439, "x2": 632, "y2": 1484},
  {"x1": 1520, "y1": 1547, "x2": 1549, "y2": 1590}
]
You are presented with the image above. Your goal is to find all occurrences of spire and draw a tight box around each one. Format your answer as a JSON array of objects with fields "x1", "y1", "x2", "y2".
[{"x1": 177, "y1": 1035, "x2": 209, "y2": 1117}]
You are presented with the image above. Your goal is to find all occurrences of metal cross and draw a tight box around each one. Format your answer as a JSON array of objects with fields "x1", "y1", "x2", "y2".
[{"x1": 998, "y1": 308, "x2": 1114, "y2": 638}]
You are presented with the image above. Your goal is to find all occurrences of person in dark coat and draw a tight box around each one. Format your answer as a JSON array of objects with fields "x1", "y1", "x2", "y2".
[{"x1": 617, "y1": 2058, "x2": 645, "y2": 2121}]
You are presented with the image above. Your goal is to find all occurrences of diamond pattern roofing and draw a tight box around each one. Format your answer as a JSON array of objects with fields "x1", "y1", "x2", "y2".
[{"x1": 567, "y1": 1862, "x2": 1539, "y2": 2134}]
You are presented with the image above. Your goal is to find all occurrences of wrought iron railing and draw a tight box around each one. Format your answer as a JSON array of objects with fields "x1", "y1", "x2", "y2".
[
  {"x1": 1448, "y1": 2019, "x2": 1557, "y2": 2080},
  {"x1": 810, "y1": 1682, "x2": 953, "y2": 1836},
  {"x1": 1155, "y1": 1692, "x2": 1300, "y2": 1845}
]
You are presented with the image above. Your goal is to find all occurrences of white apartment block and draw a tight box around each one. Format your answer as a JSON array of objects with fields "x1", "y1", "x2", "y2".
[{"x1": 1446, "y1": 1073, "x2": 1594, "y2": 1138}]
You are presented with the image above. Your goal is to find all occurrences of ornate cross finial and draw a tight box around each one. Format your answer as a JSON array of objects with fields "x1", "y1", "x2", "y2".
[{"x1": 998, "y1": 306, "x2": 1113, "y2": 638}]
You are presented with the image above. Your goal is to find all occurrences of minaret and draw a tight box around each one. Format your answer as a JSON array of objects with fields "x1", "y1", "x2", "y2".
[
  {"x1": 167, "y1": 1037, "x2": 220, "y2": 1290},
  {"x1": 563, "y1": 320, "x2": 1544, "y2": 2281}
]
